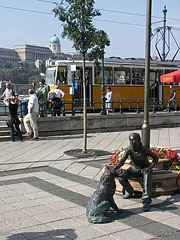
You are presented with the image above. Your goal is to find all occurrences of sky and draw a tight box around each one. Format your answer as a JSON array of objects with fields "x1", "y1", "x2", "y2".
[{"x1": 0, "y1": 0, "x2": 180, "y2": 60}]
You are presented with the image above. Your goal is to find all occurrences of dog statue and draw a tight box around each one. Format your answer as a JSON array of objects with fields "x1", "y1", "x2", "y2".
[{"x1": 86, "y1": 165, "x2": 122, "y2": 223}]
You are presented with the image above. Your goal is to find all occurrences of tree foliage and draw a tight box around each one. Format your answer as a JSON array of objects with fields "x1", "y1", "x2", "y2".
[{"x1": 53, "y1": 0, "x2": 110, "y2": 59}]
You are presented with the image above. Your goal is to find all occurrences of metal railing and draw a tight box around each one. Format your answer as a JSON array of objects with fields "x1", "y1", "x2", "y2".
[{"x1": 0, "y1": 98, "x2": 179, "y2": 117}]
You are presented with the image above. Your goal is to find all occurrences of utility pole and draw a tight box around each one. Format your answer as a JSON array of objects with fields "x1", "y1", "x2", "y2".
[
  {"x1": 101, "y1": 54, "x2": 106, "y2": 115},
  {"x1": 142, "y1": 0, "x2": 152, "y2": 148},
  {"x1": 162, "y1": 6, "x2": 167, "y2": 61}
]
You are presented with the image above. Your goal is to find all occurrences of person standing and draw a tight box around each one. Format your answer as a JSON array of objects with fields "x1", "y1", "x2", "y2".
[
  {"x1": 0, "y1": 82, "x2": 15, "y2": 100},
  {"x1": 105, "y1": 86, "x2": 114, "y2": 115},
  {"x1": 23, "y1": 89, "x2": 39, "y2": 140},
  {"x1": 48, "y1": 85, "x2": 64, "y2": 116},
  {"x1": 3, "y1": 96, "x2": 22, "y2": 142},
  {"x1": 37, "y1": 81, "x2": 47, "y2": 117},
  {"x1": 165, "y1": 84, "x2": 177, "y2": 112}
]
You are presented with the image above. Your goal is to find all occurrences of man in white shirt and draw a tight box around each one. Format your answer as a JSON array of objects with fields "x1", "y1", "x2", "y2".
[
  {"x1": 23, "y1": 89, "x2": 39, "y2": 140},
  {"x1": 0, "y1": 82, "x2": 15, "y2": 100}
]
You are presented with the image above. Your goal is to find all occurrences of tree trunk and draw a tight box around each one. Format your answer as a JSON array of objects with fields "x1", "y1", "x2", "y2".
[{"x1": 82, "y1": 53, "x2": 87, "y2": 153}]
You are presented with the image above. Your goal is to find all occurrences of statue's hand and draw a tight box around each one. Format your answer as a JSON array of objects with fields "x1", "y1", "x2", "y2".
[{"x1": 145, "y1": 166, "x2": 153, "y2": 174}]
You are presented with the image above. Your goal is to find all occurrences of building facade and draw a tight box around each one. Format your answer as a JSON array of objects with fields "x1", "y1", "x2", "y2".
[{"x1": 0, "y1": 35, "x2": 81, "y2": 68}]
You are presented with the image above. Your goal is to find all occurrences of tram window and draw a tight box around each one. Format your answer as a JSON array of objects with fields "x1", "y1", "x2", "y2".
[
  {"x1": 94, "y1": 67, "x2": 113, "y2": 84},
  {"x1": 56, "y1": 66, "x2": 67, "y2": 84},
  {"x1": 114, "y1": 68, "x2": 130, "y2": 85},
  {"x1": 104, "y1": 67, "x2": 113, "y2": 84},
  {"x1": 45, "y1": 68, "x2": 56, "y2": 85},
  {"x1": 132, "y1": 69, "x2": 145, "y2": 85},
  {"x1": 95, "y1": 68, "x2": 102, "y2": 84},
  {"x1": 75, "y1": 68, "x2": 83, "y2": 83},
  {"x1": 149, "y1": 71, "x2": 156, "y2": 86}
]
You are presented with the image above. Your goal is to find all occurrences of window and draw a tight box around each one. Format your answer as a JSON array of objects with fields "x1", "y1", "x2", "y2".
[
  {"x1": 94, "y1": 67, "x2": 113, "y2": 84},
  {"x1": 114, "y1": 67, "x2": 130, "y2": 84},
  {"x1": 45, "y1": 68, "x2": 56, "y2": 85},
  {"x1": 56, "y1": 66, "x2": 67, "y2": 84},
  {"x1": 104, "y1": 67, "x2": 113, "y2": 84},
  {"x1": 94, "y1": 68, "x2": 102, "y2": 84},
  {"x1": 132, "y1": 68, "x2": 145, "y2": 85},
  {"x1": 74, "y1": 67, "x2": 83, "y2": 83}
]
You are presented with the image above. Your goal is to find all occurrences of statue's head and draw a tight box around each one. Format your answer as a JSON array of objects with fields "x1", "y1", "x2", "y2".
[{"x1": 129, "y1": 133, "x2": 141, "y2": 149}]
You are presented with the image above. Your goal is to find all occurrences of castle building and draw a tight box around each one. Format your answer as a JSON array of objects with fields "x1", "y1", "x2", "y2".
[
  {"x1": 0, "y1": 35, "x2": 81, "y2": 68},
  {"x1": 50, "y1": 34, "x2": 61, "y2": 54}
]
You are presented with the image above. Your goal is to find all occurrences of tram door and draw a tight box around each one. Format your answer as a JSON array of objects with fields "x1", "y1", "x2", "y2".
[
  {"x1": 149, "y1": 70, "x2": 161, "y2": 103},
  {"x1": 74, "y1": 67, "x2": 92, "y2": 107}
]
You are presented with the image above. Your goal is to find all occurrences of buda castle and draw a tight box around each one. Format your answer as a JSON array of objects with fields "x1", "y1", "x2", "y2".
[{"x1": 0, "y1": 35, "x2": 81, "y2": 67}]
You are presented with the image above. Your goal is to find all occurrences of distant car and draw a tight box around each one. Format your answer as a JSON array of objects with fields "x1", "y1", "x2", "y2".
[{"x1": 0, "y1": 100, "x2": 4, "y2": 105}]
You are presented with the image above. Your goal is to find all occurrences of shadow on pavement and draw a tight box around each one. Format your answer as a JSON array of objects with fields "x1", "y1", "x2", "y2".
[
  {"x1": 7, "y1": 228, "x2": 77, "y2": 240},
  {"x1": 64, "y1": 149, "x2": 112, "y2": 158}
]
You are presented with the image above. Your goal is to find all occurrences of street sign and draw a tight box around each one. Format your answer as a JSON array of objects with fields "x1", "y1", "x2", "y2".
[{"x1": 71, "y1": 64, "x2": 76, "y2": 72}]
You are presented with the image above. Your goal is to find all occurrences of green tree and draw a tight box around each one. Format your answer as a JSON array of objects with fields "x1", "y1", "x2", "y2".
[
  {"x1": 53, "y1": 0, "x2": 110, "y2": 153},
  {"x1": 3, "y1": 69, "x2": 16, "y2": 80}
]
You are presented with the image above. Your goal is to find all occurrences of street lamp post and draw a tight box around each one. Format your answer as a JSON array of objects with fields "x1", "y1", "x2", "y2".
[
  {"x1": 101, "y1": 53, "x2": 106, "y2": 115},
  {"x1": 142, "y1": 0, "x2": 152, "y2": 148}
]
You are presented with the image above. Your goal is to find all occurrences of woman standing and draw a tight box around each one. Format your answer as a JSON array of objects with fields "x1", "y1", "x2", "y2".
[
  {"x1": 4, "y1": 96, "x2": 22, "y2": 142},
  {"x1": 105, "y1": 86, "x2": 114, "y2": 115}
]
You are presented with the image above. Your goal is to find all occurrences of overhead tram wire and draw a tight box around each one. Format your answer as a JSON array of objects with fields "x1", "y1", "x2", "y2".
[
  {"x1": 37, "y1": 0, "x2": 180, "y2": 22},
  {"x1": 0, "y1": 4, "x2": 179, "y2": 28},
  {"x1": 0, "y1": 5, "x2": 145, "y2": 27},
  {"x1": 94, "y1": 19, "x2": 145, "y2": 27},
  {"x1": 0, "y1": 5, "x2": 53, "y2": 15}
]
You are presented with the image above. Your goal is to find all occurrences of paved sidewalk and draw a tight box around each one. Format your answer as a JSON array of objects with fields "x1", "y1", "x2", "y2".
[{"x1": 0, "y1": 128, "x2": 180, "y2": 240}]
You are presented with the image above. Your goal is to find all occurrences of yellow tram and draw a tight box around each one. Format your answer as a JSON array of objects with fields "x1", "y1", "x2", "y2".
[{"x1": 45, "y1": 58, "x2": 180, "y2": 111}]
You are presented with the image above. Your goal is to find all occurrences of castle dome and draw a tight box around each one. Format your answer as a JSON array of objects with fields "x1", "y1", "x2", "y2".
[{"x1": 50, "y1": 35, "x2": 60, "y2": 44}]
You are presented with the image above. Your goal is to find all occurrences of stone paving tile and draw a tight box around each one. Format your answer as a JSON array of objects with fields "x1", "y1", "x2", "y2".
[
  {"x1": 48, "y1": 178, "x2": 79, "y2": 188},
  {"x1": 10, "y1": 199, "x2": 42, "y2": 210},
  {"x1": 34, "y1": 210, "x2": 69, "y2": 224},
  {"x1": 0, "y1": 209, "x2": 29, "y2": 222},
  {"x1": 35, "y1": 195, "x2": 61, "y2": 204},
  {"x1": 0, "y1": 222, "x2": 16, "y2": 236},
  {"x1": 5, "y1": 216, "x2": 42, "y2": 230},
  {"x1": 0, "y1": 204, "x2": 15, "y2": 213},
  {"x1": 79, "y1": 165, "x2": 100, "y2": 178},
  {"x1": 62, "y1": 225, "x2": 105, "y2": 240},
  {"x1": 23, "y1": 205, "x2": 55, "y2": 216},
  {"x1": 25, "y1": 191, "x2": 54, "y2": 200},
  {"x1": 140, "y1": 207, "x2": 178, "y2": 221},
  {"x1": 45, "y1": 199, "x2": 78, "y2": 211},
  {"x1": 47, "y1": 218, "x2": 87, "y2": 230},
  {"x1": 110, "y1": 227, "x2": 154, "y2": 240},
  {"x1": 92, "y1": 220, "x2": 131, "y2": 235},
  {"x1": 162, "y1": 216, "x2": 180, "y2": 230},
  {"x1": 65, "y1": 162, "x2": 86, "y2": 175},
  {"x1": 95, "y1": 236, "x2": 119, "y2": 240},
  {"x1": 58, "y1": 206, "x2": 85, "y2": 218},
  {"x1": 1, "y1": 194, "x2": 31, "y2": 204},
  {"x1": 137, "y1": 221, "x2": 177, "y2": 238},
  {"x1": 155, "y1": 232, "x2": 180, "y2": 240}
]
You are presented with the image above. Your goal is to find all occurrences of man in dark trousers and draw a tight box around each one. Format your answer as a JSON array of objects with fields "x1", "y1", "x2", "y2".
[
  {"x1": 165, "y1": 84, "x2": 177, "y2": 112},
  {"x1": 113, "y1": 133, "x2": 158, "y2": 212}
]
